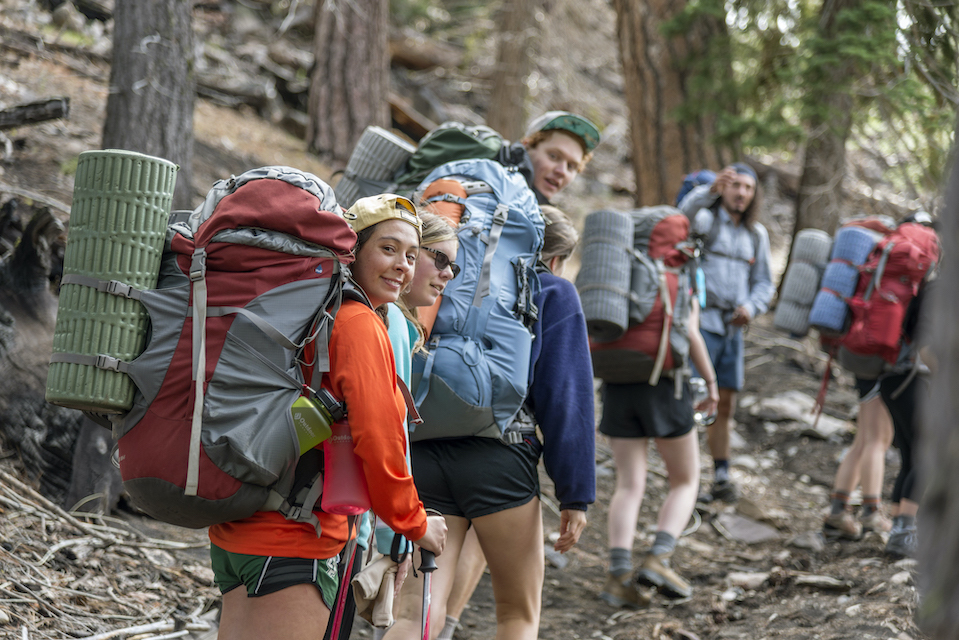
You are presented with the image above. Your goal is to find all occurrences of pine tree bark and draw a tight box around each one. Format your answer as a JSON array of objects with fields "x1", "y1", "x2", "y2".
[
  {"x1": 308, "y1": 0, "x2": 389, "y2": 165},
  {"x1": 917, "y1": 147, "x2": 959, "y2": 639},
  {"x1": 486, "y1": 0, "x2": 539, "y2": 141},
  {"x1": 792, "y1": 0, "x2": 857, "y2": 237},
  {"x1": 613, "y1": 0, "x2": 733, "y2": 207},
  {"x1": 101, "y1": 0, "x2": 194, "y2": 210}
]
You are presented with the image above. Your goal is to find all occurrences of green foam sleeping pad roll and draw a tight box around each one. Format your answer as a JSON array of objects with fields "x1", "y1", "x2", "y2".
[{"x1": 46, "y1": 149, "x2": 178, "y2": 413}]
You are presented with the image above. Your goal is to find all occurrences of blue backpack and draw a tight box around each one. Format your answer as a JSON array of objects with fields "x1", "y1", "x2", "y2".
[
  {"x1": 675, "y1": 169, "x2": 716, "y2": 207},
  {"x1": 410, "y1": 159, "x2": 545, "y2": 442}
]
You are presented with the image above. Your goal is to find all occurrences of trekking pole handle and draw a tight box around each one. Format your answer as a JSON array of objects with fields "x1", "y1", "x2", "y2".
[{"x1": 419, "y1": 549, "x2": 437, "y2": 573}]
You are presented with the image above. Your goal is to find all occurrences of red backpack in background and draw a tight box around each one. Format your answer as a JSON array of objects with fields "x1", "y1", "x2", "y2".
[
  {"x1": 579, "y1": 206, "x2": 697, "y2": 389},
  {"x1": 835, "y1": 221, "x2": 940, "y2": 377}
]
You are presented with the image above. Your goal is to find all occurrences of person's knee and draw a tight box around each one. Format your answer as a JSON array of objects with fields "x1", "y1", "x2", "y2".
[{"x1": 613, "y1": 470, "x2": 648, "y2": 495}]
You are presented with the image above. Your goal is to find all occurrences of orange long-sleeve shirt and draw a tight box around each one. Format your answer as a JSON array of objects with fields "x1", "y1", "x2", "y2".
[{"x1": 209, "y1": 300, "x2": 428, "y2": 558}]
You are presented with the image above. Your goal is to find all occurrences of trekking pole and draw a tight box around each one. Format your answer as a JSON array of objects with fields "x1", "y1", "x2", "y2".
[
  {"x1": 324, "y1": 516, "x2": 360, "y2": 640},
  {"x1": 419, "y1": 548, "x2": 438, "y2": 640}
]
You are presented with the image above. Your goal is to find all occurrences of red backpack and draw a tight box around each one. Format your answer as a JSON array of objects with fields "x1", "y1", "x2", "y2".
[
  {"x1": 579, "y1": 206, "x2": 697, "y2": 388},
  {"x1": 111, "y1": 167, "x2": 358, "y2": 531},
  {"x1": 834, "y1": 222, "x2": 939, "y2": 377}
]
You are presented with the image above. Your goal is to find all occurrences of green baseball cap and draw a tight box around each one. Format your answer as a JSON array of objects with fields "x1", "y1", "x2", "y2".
[{"x1": 525, "y1": 111, "x2": 601, "y2": 152}]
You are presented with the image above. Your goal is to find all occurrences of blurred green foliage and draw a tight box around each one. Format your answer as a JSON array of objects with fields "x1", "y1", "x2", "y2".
[{"x1": 663, "y1": 0, "x2": 958, "y2": 197}]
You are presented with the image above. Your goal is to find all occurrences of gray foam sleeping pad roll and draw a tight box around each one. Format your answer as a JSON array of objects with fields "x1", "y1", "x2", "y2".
[{"x1": 575, "y1": 209, "x2": 635, "y2": 342}]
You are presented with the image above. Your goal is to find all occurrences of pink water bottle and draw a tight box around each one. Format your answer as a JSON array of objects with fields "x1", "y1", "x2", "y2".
[{"x1": 321, "y1": 419, "x2": 371, "y2": 515}]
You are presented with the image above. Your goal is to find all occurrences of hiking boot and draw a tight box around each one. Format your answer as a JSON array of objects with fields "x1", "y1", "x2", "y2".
[
  {"x1": 635, "y1": 552, "x2": 692, "y2": 599},
  {"x1": 860, "y1": 510, "x2": 892, "y2": 534},
  {"x1": 705, "y1": 479, "x2": 740, "y2": 503},
  {"x1": 599, "y1": 573, "x2": 649, "y2": 609},
  {"x1": 823, "y1": 511, "x2": 863, "y2": 541},
  {"x1": 885, "y1": 526, "x2": 917, "y2": 560}
]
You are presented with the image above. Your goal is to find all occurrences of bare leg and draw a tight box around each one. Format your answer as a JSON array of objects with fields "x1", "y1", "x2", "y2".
[
  {"x1": 385, "y1": 515, "x2": 471, "y2": 640},
  {"x1": 607, "y1": 437, "x2": 650, "y2": 550},
  {"x1": 444, "y1": 528, "x2": 487, "y2": 620},
  {"x1": 218, "y1": 583, "x2": 329, "y2": 640},
  {"x1": 858, "y1": 396, "x2": 894, "y2": 500},
  {"x1": 707, "y1": 388, "x2": 737, "y2": 467},
  {"x1": 472, "y1": 498, "x2": 544, "y2": 640},
  {"x1": 653, "y1": 430, "x2": 700, "y2": 538}
]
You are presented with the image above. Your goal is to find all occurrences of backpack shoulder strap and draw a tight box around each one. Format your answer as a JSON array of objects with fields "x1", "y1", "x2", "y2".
[{"x1": 704, "y1": 207, "x2": 760, "y2": 266}]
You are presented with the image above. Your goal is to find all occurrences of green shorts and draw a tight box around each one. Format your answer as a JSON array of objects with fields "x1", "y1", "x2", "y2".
[{"x1": 209, "y1": 543, "x2": 338, "y2": 608}]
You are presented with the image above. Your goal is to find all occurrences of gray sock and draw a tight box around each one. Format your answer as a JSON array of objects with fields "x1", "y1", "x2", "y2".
[
  {"x1": 650, "y1": 531, "x2": 676, "y2": 557},
  {"x1": 437, "y1": 615, "x2": 458, "y2": 640},
  {"x1": 373, "y1": 627, "x2": 389, "y2": 640},
  {"x1": 609, "y1": 547, "x2": 632, "y2": 577}
]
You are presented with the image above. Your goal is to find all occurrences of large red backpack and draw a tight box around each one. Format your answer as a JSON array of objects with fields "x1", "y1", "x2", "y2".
[
  {"x1": 834, "y1": 221, "x2": 939, "y2": 377},
  {"x1": 579, "y1": 206, "x2": 697, "y2": 390},
  {"x1": 111, "y1": 167, "x2": 358, "y2": 531}
]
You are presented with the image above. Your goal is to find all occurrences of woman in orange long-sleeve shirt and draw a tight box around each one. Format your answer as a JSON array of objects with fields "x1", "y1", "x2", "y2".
[{"x1": 210, "y1": 194, "x2": 448, "y2": 640}]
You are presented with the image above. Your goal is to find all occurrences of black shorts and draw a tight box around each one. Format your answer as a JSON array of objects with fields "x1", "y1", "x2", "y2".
[
  {"x1": 599, "y1": 378, "x2": 694, "y2": 439},
  {"x1": 410, "y1": 436, "x2": 542, "y2": 520},
  {"x1": 854, "y1": 376, "x2": 881, "y2": 401}
]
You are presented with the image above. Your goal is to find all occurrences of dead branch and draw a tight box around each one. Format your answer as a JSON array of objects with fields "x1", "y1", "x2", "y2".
[{"x1": 0, "y1": 98, "x2": 70, "y2": 131}]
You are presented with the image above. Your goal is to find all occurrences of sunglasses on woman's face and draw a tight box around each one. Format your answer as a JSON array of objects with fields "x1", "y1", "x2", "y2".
[{"x1": 421, "y1": 247, "x2": 461, "y2": 278}]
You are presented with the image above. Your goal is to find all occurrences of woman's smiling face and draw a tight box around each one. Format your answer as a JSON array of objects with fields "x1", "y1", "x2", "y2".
[
  {"x1": 404, "y1": 238, "x2": 458, "y2": 308},
  {"x1": 351, "y1": 219, "x2": 420, "y2": 308}
]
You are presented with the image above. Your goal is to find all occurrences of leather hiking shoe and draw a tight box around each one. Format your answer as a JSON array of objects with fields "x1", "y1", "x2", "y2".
[
  {"x1": 860, "y1": 510, "x2": 892, "y2": 534},
  {"x1": 885, "y1": 526, "x2": 917, "y2": 560},
  {"x1": 636, "y1": 553, "x2": 692, "y2": 599},
  {"x1": 709, "y1": 479, "x2": 740, "y2": 503},
  {"x1": 823, "y1": 511, "x2": 863, "y2": 540},
  {"x1": 600, "y1": 573, "x2": 649, "y2": 609}
]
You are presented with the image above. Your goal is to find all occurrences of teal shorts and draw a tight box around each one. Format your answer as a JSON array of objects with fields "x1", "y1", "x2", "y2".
[{"x1": 209, "y1": 543, "x2": 338, "y2": 608}]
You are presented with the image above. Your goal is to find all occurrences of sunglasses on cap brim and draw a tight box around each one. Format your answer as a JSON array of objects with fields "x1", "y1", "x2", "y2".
[{"x1": 421, "y1": 247, "x2": 461, "y2": 278}]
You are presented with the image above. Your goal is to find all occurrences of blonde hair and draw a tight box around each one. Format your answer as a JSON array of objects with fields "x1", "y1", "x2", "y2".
[
  {"x1": 398, "y1": 212, "x2": 458, "y2": 352},
  {"x1": 521, "y1": 130, "x2": 593, "y2": 172},
  {"x1": 540, "y1": 205, "x2": 579, "y2": 264}
]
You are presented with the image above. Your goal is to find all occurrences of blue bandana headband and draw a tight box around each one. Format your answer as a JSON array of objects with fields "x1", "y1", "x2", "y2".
[{"x1": 731, "y1": 162, "x2": 757, "y2": 182}]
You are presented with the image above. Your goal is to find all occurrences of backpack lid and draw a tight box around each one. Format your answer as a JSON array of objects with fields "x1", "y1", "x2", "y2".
[
  {"x1": 395, "y1": 122, "x2": 505, "y2": 187},
  {"x1": 632, "y1": 206, "x2": 692, "y2": 267}
]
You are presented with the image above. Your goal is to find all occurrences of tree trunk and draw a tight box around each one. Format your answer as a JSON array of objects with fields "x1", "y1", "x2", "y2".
[
  {"x1": 101, "y1": 0, "x2": 194, "y2": 210},
  {"x1": 917, "y1": 146, "x2": 959, "y2": 638},
  {"x1": 486, "y1": 0, "x2": 539, "y2": 142},
  {"x1": 308, "y1": 0, "x2": 389, "y2": 166},
  {"x1": 792, "y1": 0, "x2": 857, "y2": 237},
  {"x1": 613, "y1": 0, "x2": 733, "y2": 207}
]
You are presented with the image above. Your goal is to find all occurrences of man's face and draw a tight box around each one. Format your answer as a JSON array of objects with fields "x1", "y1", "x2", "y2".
[
  {"x1": 526, "y1": 131, "x2": 585, "y2": 200},
  {"x1": 720, "y1": 172, "x2": 756, "y2": 216}
]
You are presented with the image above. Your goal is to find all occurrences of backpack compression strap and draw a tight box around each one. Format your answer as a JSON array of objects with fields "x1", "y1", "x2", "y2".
[
  {"x1": 576, "y1": 241, "x2": 646, "y2": 308},
  {"x1": 48, "y1": 274, "x2": 144, "y2": 373},
  {"x1": 187, "y1": 248, "x2": 209, "y2": 497},
  {"x1": 648, "y1": 260, "x2": 674, "y2": 388}
]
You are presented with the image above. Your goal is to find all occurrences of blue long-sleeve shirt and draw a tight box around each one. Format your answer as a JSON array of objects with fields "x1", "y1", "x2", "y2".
[
  {"x1": 526, "y1": 271, "x2": 597, "y2": 511},
  {"x1": 680, "y1": 185, "x2": 774, "y2": 336}
]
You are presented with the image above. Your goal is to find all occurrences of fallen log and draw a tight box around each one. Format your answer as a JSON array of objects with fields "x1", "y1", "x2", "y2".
[
  {"x1": 0, "y1": 97, "x2": 70, "y2": 131},
  {"x1": 389, "y1": 91, "x2": 437, "y2": 142}
]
